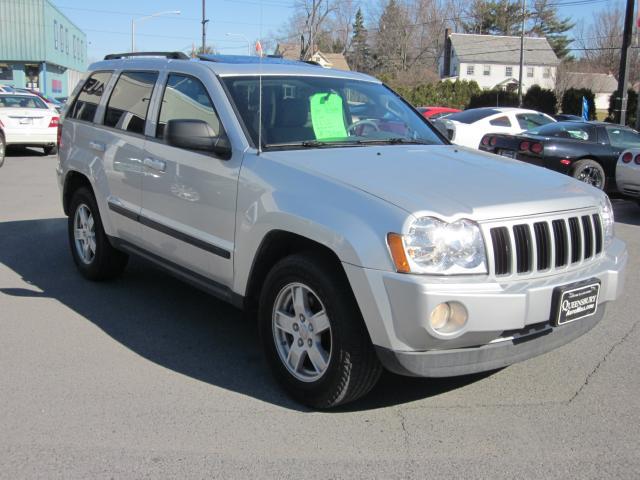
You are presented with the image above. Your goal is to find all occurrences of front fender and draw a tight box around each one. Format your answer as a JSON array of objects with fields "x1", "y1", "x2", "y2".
[{"x1": 232, "y1": 152, "x2": 408, "y2": 295}]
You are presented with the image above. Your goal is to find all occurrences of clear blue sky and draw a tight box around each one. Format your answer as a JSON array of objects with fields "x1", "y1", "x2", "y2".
[{"x1": 50, "y1": 0, "x2": 627, "y2": 63}]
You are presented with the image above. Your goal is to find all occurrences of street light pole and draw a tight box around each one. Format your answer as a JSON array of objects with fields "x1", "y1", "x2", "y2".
[
  {"x1": 131, "y1": 10, "x2": 181, "y2": 52},
  {"x1": 226, "y1": 33, "x2": 251, "y2": 55},
  {"x1": 517, "y1": 0, "x2": 526, "y2": 107}
]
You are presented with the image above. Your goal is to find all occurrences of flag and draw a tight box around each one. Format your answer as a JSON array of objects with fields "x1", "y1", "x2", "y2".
[
  {"x1": 582, "y1": 96, "x2": 589, "y2": 121},
  {"x1": 255, "y1": 41, "x2": 263, "y2": 57}
]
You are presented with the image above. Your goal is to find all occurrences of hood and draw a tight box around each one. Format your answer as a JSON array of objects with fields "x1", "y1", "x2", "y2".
[{"x1": 264, "y1": 144, "x2": 601, "y2": 221}]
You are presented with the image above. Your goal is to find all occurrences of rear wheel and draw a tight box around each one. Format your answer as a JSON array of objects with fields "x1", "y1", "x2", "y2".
[
  {"x1": 68, "y1": 187, "x2": 128, "y2": 280},
  {"x1": 571, "y1": 159, "x2": 605, "y2": 190},
  {"x1": 43, "y1": 145, "x2": 57, "y2": 155},
  {"x1": 259, "y1": 254, "x2": 382, "y2": 409}
]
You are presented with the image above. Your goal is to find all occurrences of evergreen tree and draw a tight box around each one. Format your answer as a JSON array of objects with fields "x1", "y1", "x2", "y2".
[
  {"x1": 349, "y1": 8, "x2": 372, "y2": 73},
  {"x1": 462, "y1": 0, "x2": 522, "y2": 36},
  {"x1": 529, "y1": 0, "x2": 574, "y2": 60}
]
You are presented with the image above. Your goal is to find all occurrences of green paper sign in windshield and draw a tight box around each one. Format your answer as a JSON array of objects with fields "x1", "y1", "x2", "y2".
[{"x1": 309, "y1": 92, "x2": 348, "y2": 140}]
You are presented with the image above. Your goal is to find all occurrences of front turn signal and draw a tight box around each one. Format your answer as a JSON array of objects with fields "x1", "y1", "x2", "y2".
[{"x1": 387, "y1": 233, "x2": 410, "y2": 273}]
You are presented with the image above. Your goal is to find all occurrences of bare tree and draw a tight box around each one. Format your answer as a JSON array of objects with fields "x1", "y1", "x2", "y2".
[{"x1": 296, "y1": 0, "x2": 338, "y2": 59}]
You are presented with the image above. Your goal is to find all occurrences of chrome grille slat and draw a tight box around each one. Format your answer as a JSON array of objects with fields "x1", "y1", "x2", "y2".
[{"x1": 487, "y1": 210, "x2": 603, "y2": 279}]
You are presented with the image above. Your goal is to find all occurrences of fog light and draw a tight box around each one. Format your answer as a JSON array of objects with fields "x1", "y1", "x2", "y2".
[{"x1": 429, "y1": 302, "x2": 468, "y2": 334}]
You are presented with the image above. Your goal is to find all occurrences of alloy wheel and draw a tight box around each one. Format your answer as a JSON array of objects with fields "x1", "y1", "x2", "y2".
[
  {"x1": 577, "y1": 166, "x2": 604, "y2": 189},
  {"x1": 73, "y1": 204, "x2": 96, "y2": 264}
]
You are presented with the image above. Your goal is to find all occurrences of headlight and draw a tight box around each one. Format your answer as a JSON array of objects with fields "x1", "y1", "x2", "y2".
[
  {"x1": 387, "y1": 217, "x2": 487, "y2": 274},
  {"x1": 600, "y1": 195, "x2": 614, "y2": 246}
]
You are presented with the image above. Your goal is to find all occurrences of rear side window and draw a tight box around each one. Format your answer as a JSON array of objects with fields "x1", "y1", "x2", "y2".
[
  {"x1": 156, "y1": 74, "x2": 221, "y2": 139},
  {"x1": 489, "y1": 115, "x2": 511, "y2": 127},
  {"x1": 605, "y1": 127, "x2": 640, "y2": 149},
  {"x1": 516, "y1": 113, "x2": 554, "y2": 130},
  {"x1": 68, "y1": 71, "x2": 112, "y2": 122},
  {"x1": 528, "y1": 122, "x2": 596, "y2": 141},
  {"x1": 104, "y1": 71, "x2": 158, "y2": 135}
]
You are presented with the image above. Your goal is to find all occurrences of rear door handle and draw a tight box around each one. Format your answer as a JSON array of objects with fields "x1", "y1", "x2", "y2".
[
  {"x1": 143, "y1": 157, "x2": 166, "y2": 173},
  {"x1": 89, "y1": 141, "x2": 105, "y2": 152}
]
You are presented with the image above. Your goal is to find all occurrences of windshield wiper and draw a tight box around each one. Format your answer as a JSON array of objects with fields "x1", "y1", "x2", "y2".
[
  {"x1": 353, "y1": 138, "x2": 432, "y2": 145},
  {"x1": 265, "y1": 140, "x2": 364, "y2": 149}
]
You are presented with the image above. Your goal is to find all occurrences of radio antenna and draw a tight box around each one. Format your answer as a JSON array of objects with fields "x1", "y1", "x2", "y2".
[{"x1": 257, "y1": 0, "x2": 264, "y2": 155}]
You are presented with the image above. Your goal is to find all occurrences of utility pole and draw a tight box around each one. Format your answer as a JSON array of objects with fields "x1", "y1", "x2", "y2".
[
  {"x1": 616, "y1": 0, "x2": 635, "y2": 125},
  {"x1": 201, "y1": 0, "x2": 209, "y2": 53},
  {"x1": 517, "y1": 0, "x2": 526, "y2": 107}
]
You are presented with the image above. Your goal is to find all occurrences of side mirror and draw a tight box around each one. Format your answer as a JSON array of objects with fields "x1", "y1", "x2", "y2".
[{"x1": 165, "y1": 119, "x2": 232, "y2": 159}]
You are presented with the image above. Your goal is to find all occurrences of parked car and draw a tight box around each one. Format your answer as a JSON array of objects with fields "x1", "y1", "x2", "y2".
[
  {"x1": 0, "y1": 85, "x2": 15, "y2": 93},
  {"x1": 435, "y1": 107, "x2": 556, "y2": 149},
  {"x1": 57, "y1": 52, "x2": 626, "y2": 408},
  {"x1": 554, "y1": 113, "x2": 582, "y2": 122},
  {"x1": 13, "y1": 88, "x2": 62, "y2": 113},
  {"x1": 617, "y1": 149, "x2": 640, "y2": 207},
  {"x1": 478, "y1": 121, "x2": 640, "y2": 191},
  {"x1": 417, "y1": 106, "x2": 461, "y2": 119},
  {"x1": 0, "y1": 92, "x2": 59, "y2": 156}
]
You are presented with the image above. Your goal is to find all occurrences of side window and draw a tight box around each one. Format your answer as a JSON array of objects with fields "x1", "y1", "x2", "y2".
[
  {"x1": 490, "y1": 116, "x2": 511, "y2": 127},
  {"x1": 68, "y1": 71, "x2": 112, "y2": 122},
  {"x1": 156, "y1": 74, "x2": 222, "y2": 140},
  {"x1": 104, "y1": 71, "x2": 158, "y2": 135},
  {"x1": 516, "y1": 113, "x2": 554, "y2": 130},
  {"x1": 606, "y1": 127, "x2": 640, "y2": 148}
]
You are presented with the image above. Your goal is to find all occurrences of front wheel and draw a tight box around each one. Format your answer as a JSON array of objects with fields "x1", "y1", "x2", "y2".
[
  {"x1": 68, "y1": 187, "x2": 128, "y2": 280},
  {"x1": 259, "y1": 254, "x2": 382, "y2": 409},
  {"x1": 571, "y1": 159, "x2": 605, "y2": 190}
]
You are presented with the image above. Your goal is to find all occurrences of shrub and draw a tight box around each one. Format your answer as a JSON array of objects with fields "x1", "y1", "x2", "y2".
[
  {"x1": 523, "y1": 85, "x2": 558, "y2": 115},
  {"x1": 606, "y1": 89, "x2": 637, "y2": 126},
  {"x1": 561, "y1": 88, "x2": 596, "y2": 120},
  {"x1": 467, "y1": 89, "x2": 518, "y2": 109}
]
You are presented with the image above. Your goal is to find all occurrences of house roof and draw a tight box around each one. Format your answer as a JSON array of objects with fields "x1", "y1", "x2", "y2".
[
  {"x1": 449, "y1": 33, "x2": 560, "y2": 66},
  {"x1": 311, "y1": 52, "x2": 351, "y2": 71},
  {"x1": 564, "y1": 72, "x2": 618, "y2": 94},
  {"x1": 275, "y1": 43, "x2": 300, "y2": 61}
]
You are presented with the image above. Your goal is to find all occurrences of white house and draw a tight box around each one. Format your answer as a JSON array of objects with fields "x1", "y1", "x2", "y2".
[
  {"x1": 440, "y1": 32, "x2": 560, "y2": 92},
  {"x1": 564, "y1": 72, "x2": 618, "y2": 111}
]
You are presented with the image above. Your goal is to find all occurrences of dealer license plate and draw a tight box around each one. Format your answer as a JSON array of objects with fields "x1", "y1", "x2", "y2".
[
  {"x1": 552, "y1": 280, "x2": 600, "y2": 326},
  {"x1": 498, "y1": 149, "x2": 515, "y2": 158},
  {"x1": 19, "y1": 117, "x2": 33, "y2": 125}
]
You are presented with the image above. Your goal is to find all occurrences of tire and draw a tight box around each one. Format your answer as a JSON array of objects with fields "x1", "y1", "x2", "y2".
[
  {"x1": 571, "y1": 159, "x2": 606, "y2": 190},
  {"x1": 259, "y1": 253, "x2": 382, "y2": 409},
  {"x1": 67, "y1": 187, "x2": 128, "y2": 281},
  {"x1": 0, "y1": 134, "x2": 5, "y2": 168},
  {"x1": 43, "y1": 145, "x2": 57, "y2": 155}
]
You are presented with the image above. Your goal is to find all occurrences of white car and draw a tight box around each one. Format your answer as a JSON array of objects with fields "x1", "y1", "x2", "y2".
[
  {"x1": 440, "y1": 107, "x2": 556, "y2": 149},
  {"x1": 617, "y1": 149, "x2": 640, "y2": 207},
  {"x1": 0, "y1": 92, "x2": 59, "y2": 160}
]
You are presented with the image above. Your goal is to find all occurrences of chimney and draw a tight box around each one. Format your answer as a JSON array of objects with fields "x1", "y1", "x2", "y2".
[{"x1": 443, "y1": 28, "x2": 451, "y2": 77}]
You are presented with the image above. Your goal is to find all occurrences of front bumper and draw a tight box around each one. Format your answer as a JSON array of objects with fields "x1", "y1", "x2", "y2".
[
  {"x1": 616, "y1": 162, "x2": 640, "y2": 198},
  {"x1": 343, "y1": 238, "x2": 627, "y2": 378}
]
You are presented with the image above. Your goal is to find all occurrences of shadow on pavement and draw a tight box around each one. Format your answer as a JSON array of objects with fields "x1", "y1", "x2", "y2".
[
  {"x1": 612, "y1": 198, "x2": 640, "y2": 227},
  {"x1": 6, "y1": 146, "x2": 49, "y2": 157},
  {"x1": 0, "y1": 217, "x2": 489, "y2": 411}
]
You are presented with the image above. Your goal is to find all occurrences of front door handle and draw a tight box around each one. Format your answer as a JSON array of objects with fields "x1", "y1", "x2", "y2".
[
  {"x1": 143, "y1": 157, "x2": 166, "y2": 172},
  {"x1": 89, "y1": 141, "x2": 105, "y2": 152}
]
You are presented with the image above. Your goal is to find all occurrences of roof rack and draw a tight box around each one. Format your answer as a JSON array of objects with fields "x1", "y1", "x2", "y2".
[
  {"x1": 104, "y1": 51, "x2": 189, "y2": 60},
  {"x1": 197, "y1": 54, "x2": 320, "y2": 67}
]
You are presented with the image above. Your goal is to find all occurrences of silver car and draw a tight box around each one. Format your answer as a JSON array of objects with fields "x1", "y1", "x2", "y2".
[
  {"x1": 617, "y1": 149, "x2": 640, "y2": 207},
  {"x1": 57, "y1": 52, "x2": 627, "y2": 408}
]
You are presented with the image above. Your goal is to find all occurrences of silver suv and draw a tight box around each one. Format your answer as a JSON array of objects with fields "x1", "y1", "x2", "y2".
[{"x1": 57, "y1": 52, "x2": 627, "y2": 408}]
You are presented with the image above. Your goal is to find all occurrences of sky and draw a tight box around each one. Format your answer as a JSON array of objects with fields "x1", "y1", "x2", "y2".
[{"x1": 47, "y1": 0, "x2": 627, "y2": 63}]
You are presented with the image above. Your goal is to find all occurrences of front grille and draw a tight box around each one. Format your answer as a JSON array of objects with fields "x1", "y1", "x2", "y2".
[{"x1": 488, "y1": 212, "x2": 603, "y2": 277}]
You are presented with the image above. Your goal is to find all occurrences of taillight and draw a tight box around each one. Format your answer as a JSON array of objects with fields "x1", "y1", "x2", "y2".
[
  {"x1": 490, "y1": 136, "x2": 497, "y2": 146},
  {"x1": 57, "y1": 123, "x2": 63, "y2": 148},
  {"x1": 48, "y1": 116, "x2": 60, "y2": 128},
  {"x1": 530, "y1": 142, "x2": 543, "y2": 154},
  {"x1": 481, "y1": 136, "x2": 490, "y2": 146},
  {"x1": 560, "y1": 159, "x2": 571, "y2": 165},
  {"x1": 635, "y1": 154, "x2": 640, "y2": 165},
  {"x1": 519, "y1": 141, "x2": 530, "y2": 151},
  {"x1": 622, "y1": 152, "x2": 633, "y2": 163}
]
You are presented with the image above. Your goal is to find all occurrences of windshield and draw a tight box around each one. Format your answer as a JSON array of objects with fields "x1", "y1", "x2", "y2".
[
  {"x1": 0, "y1": 94, "x2": 48, "y2": 109},
  {"x1": 222, "y1": 75, "x2": 444, "y2": 149}
]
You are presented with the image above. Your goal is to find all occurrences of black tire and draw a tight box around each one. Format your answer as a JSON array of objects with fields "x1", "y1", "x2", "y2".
[
  {"x1": 67, "y1": 187, "x2": 128, "y2": 281},
  {"x1": 43, "y1": 145, "x2": 58, "y2": 155},
  {"x1": 259, "y1": 253, "x2": 382, "y2": 409},
  {"x1": 0, "y1": 133, "x2": 5, "y2": 168},
  {"x1": 571, "y1": 159, "x2": 606, "y2": 190}
]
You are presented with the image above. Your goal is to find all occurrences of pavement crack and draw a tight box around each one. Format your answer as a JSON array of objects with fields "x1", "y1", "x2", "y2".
[{"x1": 568, "y1": 319, "x2": 639, "y2": 403}]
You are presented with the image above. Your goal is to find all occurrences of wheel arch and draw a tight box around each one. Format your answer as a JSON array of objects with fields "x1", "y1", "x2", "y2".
[{"x1": 62, "y1": 170, "x2": 94, "y2": 215}]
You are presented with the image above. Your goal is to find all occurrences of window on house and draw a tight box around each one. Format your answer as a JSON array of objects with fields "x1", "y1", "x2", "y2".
[
  {"x1": 105, "y1": 71, "x2": 158, "y2": 134},
  {"x1": 483, "y1": 65, "x2": 491, "y2": 76},
  {"x1": 466, "y1": 65, "x2": 474, "y2": 75},
  {"x1": 527, "y1": 66, "x2": 534, "y2": 78},
  {"x1": 505, "y1": 66, "x2": 513, "y2": 77},
  {"x1": 543, "y1": 67, "x2": 551, "y2": 79},
  {"x1": 65, "y1": 29, "x2": 69, "y2": 54},
  {"x1": 54, "y1": 21, "x2": 58, "y2": 49}
]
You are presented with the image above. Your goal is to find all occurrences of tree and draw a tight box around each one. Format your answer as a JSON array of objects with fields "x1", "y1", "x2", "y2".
[
  {"x1": 529, "y1": 0, "x2": 574, "y2": 60},
  {"x1": 523, "y1": 84, "x2": 558, "y2": 114},
  {"x1": 468, "y1": 88, "x2": 519, "y2": 108},
  {"x1": 348, "y1": 8, "x2": 372, "y2": 73},
  {"x1": 607, "y1": 89, "x2": 638, "y2": 127},
  {"x1": 375, "y1": 0, "x2": 412, "y2": 73},
  {"x1": 297, "y1": 0, "x2": 337, "y2": 59},
  {"x1": 561, "y1": 88, "x2": 596, "y2": 120},
  {"x1": 462, "y1": 0, "x2": 522, "y2": 36}
]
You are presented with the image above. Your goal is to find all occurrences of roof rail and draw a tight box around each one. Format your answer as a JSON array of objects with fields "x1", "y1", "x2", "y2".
[{"x1": 104, "y1": 51, "x2": 189, "y2": 60}]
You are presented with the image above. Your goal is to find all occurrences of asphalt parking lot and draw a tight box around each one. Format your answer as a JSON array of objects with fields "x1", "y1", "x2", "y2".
[{"x1": 1, "y1": 149, "x2": 639, "y2": 479}]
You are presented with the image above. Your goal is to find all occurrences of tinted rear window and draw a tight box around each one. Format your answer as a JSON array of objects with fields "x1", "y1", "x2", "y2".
[
  {"x1": 68, "y1": 71, "x2": 112, "y2": 122},
  {"x1": 0, "y1": 95, "x2": 47, "y2": 109},
  {"x1": 446, "y1": 108, "x2": 500, "y2": 124}
]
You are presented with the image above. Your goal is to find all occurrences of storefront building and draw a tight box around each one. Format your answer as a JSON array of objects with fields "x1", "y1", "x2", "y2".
[{"x1": 0, "y1": 0, "x2": 87, "y2": 98}]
